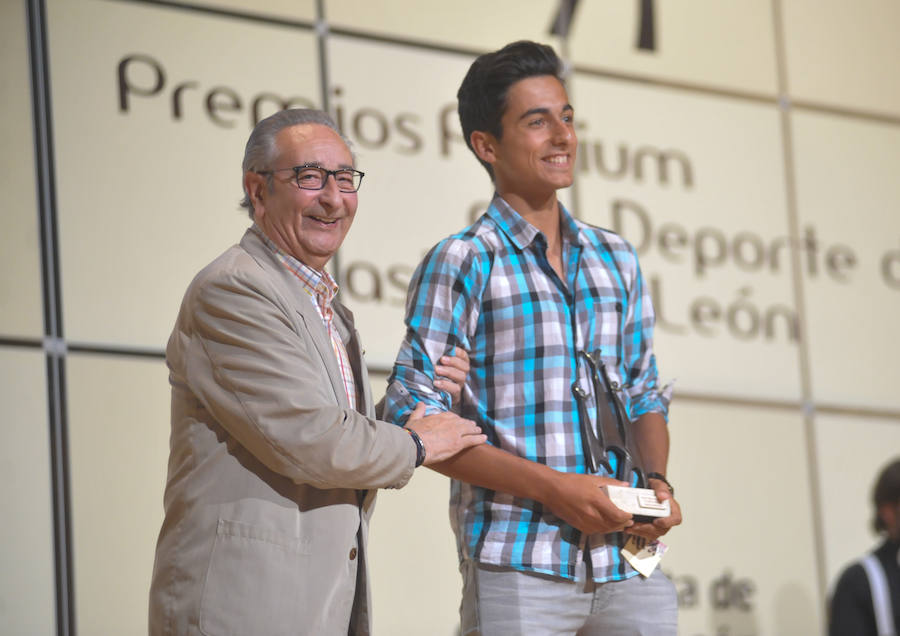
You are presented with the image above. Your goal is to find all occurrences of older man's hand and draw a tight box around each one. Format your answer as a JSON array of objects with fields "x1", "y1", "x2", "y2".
[{"x1": 405, "y1": 402, "x2": 486, "y2": 465}]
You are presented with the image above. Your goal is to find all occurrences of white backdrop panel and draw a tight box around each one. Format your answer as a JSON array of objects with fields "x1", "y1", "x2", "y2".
[
  {"x1": 0, "y1": 348, "x2": 55, "y2": 636},
  {"x1": 570, "y1": 0, "x2": 778, "y2": 96},
  {"x1": 782, "y1": 0, "x2": 900, "y2": 117},
  {"x1": 573, "y1": 75, "x2": 798, "y2": 401},
  {"x1": 329, "y1": 0, "x2": 562, "y2": 53},
  {"x1": 665, "y1": 401, "x2": 823, "y2": 636},
  {"x1": 47, "y1": 0, "x2": 319, "y2": 348},
  {"x1": 67, "y1": 354, "x2": 170, "y2": 636},
  {"x1": 164, "y1": 0, "x2": 315, "y2": 22},
  {"x1": 793, "y1": 111, "x2": 900, "y2": 411},
  {"x1": 1, "y1": 1, "x2": 44, "y2": 338}
]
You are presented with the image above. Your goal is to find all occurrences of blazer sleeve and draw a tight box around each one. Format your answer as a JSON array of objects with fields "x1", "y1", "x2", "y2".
[{"x1": 170, "y1": 261, "x2": 416, "y2": 491}]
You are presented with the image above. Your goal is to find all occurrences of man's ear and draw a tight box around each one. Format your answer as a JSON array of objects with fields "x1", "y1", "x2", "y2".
[
  {"x1": 244, "y1": 171, "x2": 268, "y2": 219},
  {"x1": 470, "y1": 131, "x2": 498, "y2": 167}
]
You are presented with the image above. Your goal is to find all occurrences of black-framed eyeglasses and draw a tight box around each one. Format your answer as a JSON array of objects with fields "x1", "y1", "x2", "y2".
[{"x1": 257, "y1": 164, "x2": 365, "y2": 193}]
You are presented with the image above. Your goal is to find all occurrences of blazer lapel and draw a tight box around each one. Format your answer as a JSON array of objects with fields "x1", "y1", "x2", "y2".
[{"x1": 239, "y1": 228, "x2": 351, "y2": 410}]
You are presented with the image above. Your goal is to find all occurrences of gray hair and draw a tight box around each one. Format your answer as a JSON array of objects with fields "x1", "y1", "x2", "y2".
[{"x1": 239, "y1": 108, "x2": 353, "y2": 219}]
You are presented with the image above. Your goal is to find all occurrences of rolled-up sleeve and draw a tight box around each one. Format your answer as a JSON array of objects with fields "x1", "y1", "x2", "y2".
[
  {"x1": 384, "y1": 238, "x2": 485, "y2": 425},
  {"x1": 620, "y1": 244, "x2": 671, "y2": 421}
]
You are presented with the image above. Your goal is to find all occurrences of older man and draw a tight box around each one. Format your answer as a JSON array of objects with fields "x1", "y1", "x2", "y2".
[{"x1": 148, "y1": 108, "x2": 485, "y2": 635}]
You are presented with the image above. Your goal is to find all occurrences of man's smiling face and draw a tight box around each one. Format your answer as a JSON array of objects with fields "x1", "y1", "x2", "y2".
[
  {"x1": 487, "y1": 75, "x2": 576, "y2": 200},
  {"x1": 250, "y1": 123, "x2": 358, "y2": 271}
]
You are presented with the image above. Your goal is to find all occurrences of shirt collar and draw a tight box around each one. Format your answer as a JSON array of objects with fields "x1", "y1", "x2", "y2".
[
  {"x1": 486, "y1": 193, "x2": 584, "y2": 251},
  {"x1": 250, "y1": 224, "x2": 339, "y2": 304}
]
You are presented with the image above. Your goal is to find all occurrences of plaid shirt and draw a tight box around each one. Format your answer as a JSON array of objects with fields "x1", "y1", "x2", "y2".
[
  {"x1": 251, "y1": 225, "x2": 357, "y2": 409},
  {"x1": 384, "y1": 196, "x2": 670, "y2": 582}
]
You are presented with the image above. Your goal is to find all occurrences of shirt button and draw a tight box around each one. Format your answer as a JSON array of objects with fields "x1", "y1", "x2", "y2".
[{"x1": 349, "y1": 547, "x2": 358, "y2": 560}]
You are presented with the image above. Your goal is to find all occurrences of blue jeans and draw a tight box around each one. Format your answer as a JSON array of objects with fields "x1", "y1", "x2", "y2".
[{"x1": 460, "y1": 559, "x2": 677, "y2": 636}]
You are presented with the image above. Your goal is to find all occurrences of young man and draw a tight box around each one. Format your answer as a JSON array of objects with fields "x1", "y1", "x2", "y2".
[{"x1": 385, "y1": 41, "x2": 681, "y2": 634}]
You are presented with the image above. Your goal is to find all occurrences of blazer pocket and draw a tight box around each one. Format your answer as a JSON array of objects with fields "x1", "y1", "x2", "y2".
[{"x1": 199, "y1": 518, "x2": 311, "y2": 636}]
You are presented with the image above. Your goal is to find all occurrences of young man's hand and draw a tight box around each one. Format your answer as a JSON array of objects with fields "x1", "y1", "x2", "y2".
[
  {"x1": 625, "y1": 477, "x2": 682, "y2": 541},
  {"x1": 544, "y1": 473, "x2": 635, "y2": 535},
  {"x1": 434, "y1": 348, "x2": 470, "y2": 412}
]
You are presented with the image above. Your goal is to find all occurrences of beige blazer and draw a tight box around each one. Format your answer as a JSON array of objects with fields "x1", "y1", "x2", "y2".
[{"x1": 149, "y1": 228, "x2": 416, "y2": 635}]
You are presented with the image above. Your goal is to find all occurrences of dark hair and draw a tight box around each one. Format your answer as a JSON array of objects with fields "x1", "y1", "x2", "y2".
[
  {"x1": 873, "y1": 458, "x2": 900, "y2": 533},
  {"x1": 456, "y1": 40, "x2": 564, "y2": 179}
]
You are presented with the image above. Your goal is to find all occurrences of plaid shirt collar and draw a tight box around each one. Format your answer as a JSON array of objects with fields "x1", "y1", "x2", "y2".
[{"x1": 487, "y1": 194, "x2": 585, "y2": 253}]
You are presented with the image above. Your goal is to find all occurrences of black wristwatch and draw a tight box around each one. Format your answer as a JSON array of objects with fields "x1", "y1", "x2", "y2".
[
  {"x1": 405, "y1": 428, "x2": 426, "y2": 467},
  {"x1": 647, "y1": 472, "x2": 674, "y2": 494}
]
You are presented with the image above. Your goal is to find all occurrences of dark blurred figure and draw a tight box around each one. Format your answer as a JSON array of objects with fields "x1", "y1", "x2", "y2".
[{"x1": 829, "y1": 458, "x2": 900, "y2": 636}]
